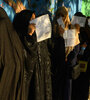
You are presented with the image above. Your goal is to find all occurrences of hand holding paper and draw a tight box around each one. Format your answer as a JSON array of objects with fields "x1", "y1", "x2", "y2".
[
  {"x1": 28, "y1": 23, "x2": 36, "y2": 36},
  {"x1": 63, "y1": 29, "x2": 76, "y2": 47},
  {"x1": 71, "y1": 16, "x2": 86, "y2": 27},
  {"x1": 30, "y1": 14, "x2": 51, "y2": 42}
]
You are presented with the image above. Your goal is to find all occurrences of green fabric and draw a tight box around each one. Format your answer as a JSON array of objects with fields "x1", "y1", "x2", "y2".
[{"x1": 81, "y1": 0, "x2": 90, "y2": 16}]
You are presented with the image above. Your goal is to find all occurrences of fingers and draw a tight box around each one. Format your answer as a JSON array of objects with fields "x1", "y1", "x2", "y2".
[
  {"x1": 29, "y1": 24, "x2": 36, "y2": 30},
  {"x1": 28, "y1": 24, "x2": 36, "y2": 36}
]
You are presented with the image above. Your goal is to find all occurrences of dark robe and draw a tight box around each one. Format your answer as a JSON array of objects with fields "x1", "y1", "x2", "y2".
[
  {"x1": 0, "y1": 7, "x2": 25, "y2": 100},
  {"x1": 51, "y1": 34, "x2": 66, "y2": 100},
  {"x1": 13, "y1": 10, "x2": 52, "y2": 100},
  {"x1": 71, "y1": 25, "x2": 90, "y2": 100},
  {"x1": 23, "y1": 33, "x2": 52, "y2": 100}
]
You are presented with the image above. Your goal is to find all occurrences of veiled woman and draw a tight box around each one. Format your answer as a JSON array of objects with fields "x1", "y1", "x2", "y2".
[
  {"x1": 0, "y1": 7, "x2": 25, "y2": 100},
  {"x1": 13, "y1": 10, "x2": 52, "y2": 100},
  {"x1": 52, "y1": 6, "x2": 69, "y2": 100}
]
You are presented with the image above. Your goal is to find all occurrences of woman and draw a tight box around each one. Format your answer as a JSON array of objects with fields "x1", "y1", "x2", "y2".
[
  {"x1": 71, "y1": 15, "x2": 90, "y2": 100},
  {"x1": 13, "y1": 10, "x2": 52, "y2": 100},
  {"x1": 51, "y1": 6, "x2": 68, "y2": 100},
  {"x1": 0, "y1": 7, "x2": 25, "y2": 100}
]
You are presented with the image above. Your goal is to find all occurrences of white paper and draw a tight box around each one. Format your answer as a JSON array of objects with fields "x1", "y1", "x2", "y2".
[
  {"x1": 30, "y1": 14, "x2": 51, "y2": 42},
  {"x1": 63, "y1": 29, "x2": 76, "y2": 39},
  {"x1": 63, "y1": 29, "x2": 76, "y2": 47},
  {"x1": 71, "y1": 16, "x2": 86, "y2": 27},
  {"x1": 57, "y1": 17, "x2": 65, "y2": 29},
  {"x1": 63, "y1": 30, "x2": 67, "y2": 39},
  {"x1": 67, "y1": 29, "x2": 76, "y2": 38},
  {"x1": 65, "y1": 38, "x2": 75, "y2": 47},
  {"x1": 88, "y1": 18, "x2": 90, "y2": 26}
]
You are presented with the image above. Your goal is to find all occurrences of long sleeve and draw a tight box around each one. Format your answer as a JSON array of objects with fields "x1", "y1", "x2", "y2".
[{"x1": 67, "y1": 44, "x2": 80, "y2": 66}]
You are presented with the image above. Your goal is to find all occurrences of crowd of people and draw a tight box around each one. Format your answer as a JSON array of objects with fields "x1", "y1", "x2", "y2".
[{"x1": 0, "y1": 5, "x2": 90, "y2": 100}]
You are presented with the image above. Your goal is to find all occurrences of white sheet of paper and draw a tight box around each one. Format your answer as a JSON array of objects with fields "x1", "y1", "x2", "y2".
[
  {"x1": 63, "y1": 30, "x2": 67, "y2": 39},
  {"x1": 67, "y1": 29, "x2": 76, "y2": 38},
  {"x1": 63, "y1": 29, "x2": 76, "y2": 39},
  {"x1": 88, "y1": 18, "x2": 90, "y2": 26},
  {"x1": 57, "y1": 17, "x2": 65, "y2": 29},
  {"x1": 71, "y1": 16, "x2": 86, "y2": 27},
  {"x1": 30, "y1": 14, "x2": 51, "y2": 42},
  {"x1": 63, "y1": 29, "x2": 76, "y2": 47},
  {"x1": 65, "y1": 38, "x2": 75, "y2": 47}
]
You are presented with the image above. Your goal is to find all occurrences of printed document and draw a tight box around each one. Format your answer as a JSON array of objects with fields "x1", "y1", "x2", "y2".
[
  {"x1": 63, "y1": 29, "x2": 76, "y2": 47},
  {"x1": 71, "y1": 16, "x2": 86, "y2": 27},
  {"x1": 30, "y1": 14, "x2": 51, "y2": 42}
]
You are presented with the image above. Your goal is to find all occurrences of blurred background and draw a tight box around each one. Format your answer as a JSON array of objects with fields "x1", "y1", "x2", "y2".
[{"x1": 0, "y1": 0, "x2": 90, "y2": 21}]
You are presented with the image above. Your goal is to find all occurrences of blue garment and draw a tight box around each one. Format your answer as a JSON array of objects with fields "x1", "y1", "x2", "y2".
[{"x1": 67, "y1": 44, "x2": 80, "y2": 67}]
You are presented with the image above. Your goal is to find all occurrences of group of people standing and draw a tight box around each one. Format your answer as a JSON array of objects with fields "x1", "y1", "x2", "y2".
[{"x1": 0, "y1": 5, "x2": 90, "y2": 100}]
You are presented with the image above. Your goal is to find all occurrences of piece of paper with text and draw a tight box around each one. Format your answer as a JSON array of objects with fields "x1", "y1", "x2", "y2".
[
  {"x1": 63, "y1": 29, "x2": 76, "y2": 47},
  {"x1": 30, "y1": 14, "x2": 52, "y2": 42},
  {"x1": 71, "y1": 16, "x2": 86, "y2": 27}
]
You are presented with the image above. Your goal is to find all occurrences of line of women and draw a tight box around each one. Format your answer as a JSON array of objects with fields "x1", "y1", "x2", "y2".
[{"x1": 0, "y1": 6, "x2": 90, "y2": 100}]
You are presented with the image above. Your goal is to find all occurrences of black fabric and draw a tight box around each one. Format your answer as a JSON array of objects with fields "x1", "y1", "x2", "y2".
[
  {"x1": 13, "y1": 10, "x2": 52, "y2": 100},
  {"x1": 24, "y1": 35, "x2": 52, "y2": 100},
  {"x1": 0, "y1": 7, "x2": 25, "y2": 100},
  {"x1": 65, "y1": 45, "x2": 80, "y2": 100},
  {"x1": 72, "y1": 44, "x2": 90, "y2": 100},
  {"x1": 13, "y1": 10, "x2": 35, "y2": 43},
  {"x1": 66, "y1": 44, "x2": 80, "y2": 79},
  {"x1": 51, "y1": 35, "x2": 66, "y2": 100}
]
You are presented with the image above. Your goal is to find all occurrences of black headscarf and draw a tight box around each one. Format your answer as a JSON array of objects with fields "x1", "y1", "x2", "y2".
[
  {"x1": 74, "y1": 12, "x2": 88, "y2": 44},
  {"x1": 13, "y1": 10, "x2": 35, "y2": 39}
]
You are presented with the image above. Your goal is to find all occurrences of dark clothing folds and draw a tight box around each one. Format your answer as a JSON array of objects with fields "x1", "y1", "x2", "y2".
[
  {"x1": 23, "y1": 33, "x2": 52, "y2": 100},
  {"x1": 13, "y1": 10, "x2": 52, "y2": 100},
  {"x1": 72, "y1": 44, "x2": 90, "y2": 100},
  {"x1": 51, "y1": 35, "x2": 66, "y2": 100},
  {"x1": 67, "y1": 44, "x2": 80, "y2": 79},
  {"x1": 65, "y1": 45, "x2": 80, "y2": 100},
  {"x1": 0, "y1": 7, "x2": 25, "y2": 100}
]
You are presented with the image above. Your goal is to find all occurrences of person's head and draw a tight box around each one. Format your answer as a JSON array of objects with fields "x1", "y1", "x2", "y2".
[
  {"x1": 55, "y1": 6, "x2": 70, "y2": 23},
  {"x1": 55, "y1": 6, "x2": 68, "y2": 20},
  {"x1": 53, "y1": 6, "x2": 70, "y2": 30},
  {"x1": 13, "y1": 9, "x2": 35, "y2": 38},
  {"x1": 74, "y1": 12, "x2": 84, "y2": 17},
  {"x1": 73, "y1": 12, "x2": 88, "y2": 44},
  {"x1": 0, "y1": 7, "x2": 9, "y2": 20},
  {"x1": 53, "y1": 6, "x2": 70, "y2": 37}
]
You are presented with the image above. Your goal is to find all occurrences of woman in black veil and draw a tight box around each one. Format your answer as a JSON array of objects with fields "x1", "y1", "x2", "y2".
[{"x1": 13, "y1": 9, "x2": 52, "y2": 100}]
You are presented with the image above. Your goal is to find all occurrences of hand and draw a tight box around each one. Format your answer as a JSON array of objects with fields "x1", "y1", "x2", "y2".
[
  {"x1": 28, "y1": 23, "x2": 36, "y2": 36},
  {"x1": 65, "y1": 57, "x2": 67, "y2": 62}
]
